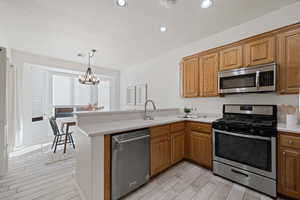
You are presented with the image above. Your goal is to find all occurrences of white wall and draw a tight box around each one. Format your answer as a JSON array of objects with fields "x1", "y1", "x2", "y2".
[
  {"x1": 10, "y1": 49, "x2": 121, "y2": 148},
  {"x1": 0, "y1": 47, "x2": 8, "y2": 175},
  {"x1": 11, "y1": 49, "x2": 121, "y2": 110},
  {"x1": 121, "y1": 2, "x2": 300, "y2": 114}
]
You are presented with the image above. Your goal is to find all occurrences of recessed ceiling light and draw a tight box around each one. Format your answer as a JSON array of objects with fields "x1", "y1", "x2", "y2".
[
  {"x1": 200, "y1": 0, "x2": 213, "y2": 8},
  {"x1": 160, "y1": 26, "x2": 167, "y2": 32},
  {"x1": 116, "y1": 0, "x2": 127, "y2": 7}
]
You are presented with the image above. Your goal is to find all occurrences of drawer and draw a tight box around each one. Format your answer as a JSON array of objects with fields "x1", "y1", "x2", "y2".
[
  {"x1": 188, "y1": 122, "x2": 211, "y2": 133},
  {"x1": 151, "y1": 125, "x2": 170, "y2": 138},
  {"x1": 280, "y1": 133, "x2": 300, "y2": 149},
  {"x1": 170, "y1": 122, "x2": 185, "y2": 133}
]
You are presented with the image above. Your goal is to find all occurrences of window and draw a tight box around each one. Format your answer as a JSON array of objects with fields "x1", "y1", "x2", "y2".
[
  {"x1": 52, "y1": 75, "x2": 73, "y2": 106},
  {"x1": 74, "y1": 80, "x2": 93, "y2": 106},
  {"x1": 52, "y1": 74, "x2": 111, "y2": 110},
  {"x1": 98, "y1": 80, "x2": 110, "y2": 111}
]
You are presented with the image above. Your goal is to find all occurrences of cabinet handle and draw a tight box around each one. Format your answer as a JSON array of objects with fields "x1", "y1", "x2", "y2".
[
  {"x1": 288, "y1": 140, "x2": 293, "y2": 145},
  {"x1": 283, "y1": 152, "x2": 286, "y2": 156}
]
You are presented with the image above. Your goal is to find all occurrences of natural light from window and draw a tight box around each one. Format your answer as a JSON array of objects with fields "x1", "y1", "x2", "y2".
[{"x1": 52, "y1": 74, "x2": 110, "y2": 110}]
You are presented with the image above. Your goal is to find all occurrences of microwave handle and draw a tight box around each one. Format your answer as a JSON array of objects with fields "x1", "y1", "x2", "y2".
[{"x1": 256, "y1": 71, "x2": 260, "y2": 89}]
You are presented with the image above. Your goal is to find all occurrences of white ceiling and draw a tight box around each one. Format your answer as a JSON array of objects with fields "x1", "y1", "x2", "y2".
[{"x1": 0, "y1": 0, "x2": 299, "y2": 69}]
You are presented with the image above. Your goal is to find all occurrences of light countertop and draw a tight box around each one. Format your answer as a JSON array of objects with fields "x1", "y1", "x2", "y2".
[
  {"x1": 77, "y1": 115, "x2": 300, "y2": 137},
  {"x1": 77, "y1": 115, "x2": 219, "y2": 137},
  {"x1": 278, "y1": 123, "x2": 300, "y2": 134}
]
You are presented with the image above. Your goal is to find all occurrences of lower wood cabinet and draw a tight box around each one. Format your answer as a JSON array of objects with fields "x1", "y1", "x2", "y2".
[
  {"x1": 149, "y1": 122, "x2": 213, "y2": 175},
  {"x1": 185, "y1": 122, "x2": 212, "y2": 169},
  {"x1": 171, "y1": 131, "x2": 185, "y2": 165},
  {"x1": 278, "y1": 132, "x2": 300, "y2": 199},
  {"x1": 150, "y1": 135, "x2": 171, "y2": 176},
  {"x1": 190, "y1": 131, "x2": 212, "y2": 168},
  {"x1": 150, "y1": 125, "x2": 171, "y2": 176}
]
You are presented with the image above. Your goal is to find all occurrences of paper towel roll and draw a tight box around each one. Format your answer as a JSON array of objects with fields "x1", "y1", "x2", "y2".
[{"x1": 287, "y1": 114, "x2": 298, "y2": 127}]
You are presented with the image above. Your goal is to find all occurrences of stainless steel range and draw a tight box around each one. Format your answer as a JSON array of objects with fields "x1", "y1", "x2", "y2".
[{"x1": 212, "y1": 104, "x2": 277, "y2": 197}]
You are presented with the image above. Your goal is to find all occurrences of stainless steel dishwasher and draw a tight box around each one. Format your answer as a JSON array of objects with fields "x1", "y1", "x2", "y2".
[{"x1": 111, "y1": 129, "x2": 150, "y2": 200}]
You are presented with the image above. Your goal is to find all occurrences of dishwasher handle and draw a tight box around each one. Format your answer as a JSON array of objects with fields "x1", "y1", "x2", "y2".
[{"x1": 113, "y1": 135, "x2": 150, "y2": 144}]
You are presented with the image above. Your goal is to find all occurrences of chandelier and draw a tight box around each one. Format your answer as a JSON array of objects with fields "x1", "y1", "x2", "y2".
[{"x1": 78, "y1": 49, "x2": 100, "y2": 85}]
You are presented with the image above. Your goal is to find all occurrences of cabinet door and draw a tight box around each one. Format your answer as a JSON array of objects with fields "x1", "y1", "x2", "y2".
[
  {"x1": 150, "y1": 136, "x2": 171, "y2": 176},
  {"x1": 190, "y1": 131, "x2": 212, "y2": 168},
  {"x1": 199, "y1": 53, "x2": 219, "y2": 97},
  {"x1": 278, "y1": 27, "x2": 300, "y2": 94},
  {"x1": 219, "y1": 46, "x2": 243, "y2": 71},
  {"x1": 182, "y1": 57, "x2": 199, "y2": 97},
  {"x1": 185, "y1": 125, "x2": 191, "y2": 159},
  {"x1": 278, "y1": 148, "x2": 300, "y2": 199},
  {"x1": 244, "y1": 36, "x2": 275, "y2": 66},
  {"x1": 171, "y1": 131, "x2": 185, "y2": 165}
]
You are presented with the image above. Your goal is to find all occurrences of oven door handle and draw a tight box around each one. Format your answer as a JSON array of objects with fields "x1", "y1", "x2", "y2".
[
  {"x1": 256, "y1": 71, "x2": 260, "y2": 90},
  {"x1": 213, "y1": 129, "x2": 272, "y2": 141},
  {"x1": 231, "y1": 169, "x2": 249, "y2": 178}
]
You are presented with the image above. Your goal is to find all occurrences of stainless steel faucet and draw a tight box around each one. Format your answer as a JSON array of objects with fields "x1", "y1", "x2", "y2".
[{"x1": 144, "y1": 99, "x2": 157, "y2": 120}]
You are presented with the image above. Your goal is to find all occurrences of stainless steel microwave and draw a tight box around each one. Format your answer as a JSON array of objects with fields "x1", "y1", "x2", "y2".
[{"x1": 218, "y1": 63, "x2": 276, "y2": 94}]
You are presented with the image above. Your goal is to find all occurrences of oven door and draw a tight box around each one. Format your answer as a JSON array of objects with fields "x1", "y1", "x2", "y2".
[{"x1": 213, "y1": 129, "x2": 276, "y2": 179}]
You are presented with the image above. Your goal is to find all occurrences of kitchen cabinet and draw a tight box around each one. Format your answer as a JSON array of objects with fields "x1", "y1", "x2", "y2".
[
  {"x1": 219, "y1": 45, "x2": 243, "y2": 71},
  {"x1": 199, "y1": 52, "x2": 219, "y2": 97},
  {"x1": 244, "y1": 36, "x2": 275, "y2": 66},
  {"x1": 170, "y1": 131, "x2": 185, "y2": 165},
  {"x1": 181, "y1": 56, "x2": 199, "y2": 97},
  {"x1": 278, "y1": 133, "x2": 300, "y2": 199},
  {"x1": 278, "y1": 27, "x2": 300, "y2": 94},
  {"x1": 190, "y1": 131, "x2": 212, "y2": 168},
  {"x1": 186, "y1": 122, "x2": 212, "y2": 168},
  {"x1": 150, "y1": 135, "x2": 171, "y2": 176},
  {"x1": 170, "y1": 122, "x2": 185, "y2": 165},
  {"x1": 180, "y1": 22, "x2": 300, "y2": 97},
  {"x1": 150, "y1": 125, "x2": 171, "y2": 176}
]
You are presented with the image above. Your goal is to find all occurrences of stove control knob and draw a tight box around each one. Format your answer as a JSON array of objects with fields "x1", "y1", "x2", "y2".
[
  {"x1": 250, "y1": 129, "x2": 255, "y2": 134},
  {"x1": 259, "y1": 130, "x2": 264, "y2": 135}
]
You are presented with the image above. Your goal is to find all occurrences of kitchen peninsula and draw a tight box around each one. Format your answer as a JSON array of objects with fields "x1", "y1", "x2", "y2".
[
  {"x1": 74, "y1": 108, "x2": 300, "y2": 200},
  {"x1": 74, "y1": 108, "x2": 219, "y2": 200}
]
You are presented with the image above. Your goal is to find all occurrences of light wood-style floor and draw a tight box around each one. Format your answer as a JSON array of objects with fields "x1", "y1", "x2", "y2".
[
  {"x1": 0, "y1": 145, "x2": 80, "y2": 200},
  {"x1": 0, "y1": 145, "x2": 289, "y2": 200},
  {"x1": 123, "y1": 161, "x2": 282, "y2": 200}
]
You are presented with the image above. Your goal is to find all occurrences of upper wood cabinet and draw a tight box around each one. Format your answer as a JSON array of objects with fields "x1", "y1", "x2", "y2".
[
  {"x1": 181, "y1": 23, "x2": 300, "y2": 97},
  {"x1": 244, "y1": 36, "x2": 275, "y2": 66},
  {"x1": 182, "y1": 57, "x2": 199, "y2": 97},
  {"x1": 278, "y1": 27, "x2": 300, "y2": 94},
  {"x1": 199, "y1": 52, "x2": 219, "y2": 97},
  {"x1": 219, "y1": 45, "x2": 243, "y2": 71}
]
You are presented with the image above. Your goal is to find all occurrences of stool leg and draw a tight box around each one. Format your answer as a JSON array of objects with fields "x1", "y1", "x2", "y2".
[
  {"x1": 54, "y1": 136, "x2": 59, "y2": 153},
  {"x1": 64, "y1": 134, "x2": 68, "y2": 154},
  {"x1": 70, "y1": 135, "x2": 75, "y2": 149},
  {"x1": 51, "y1": 136, "x2": 57, "y2": 149}
]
